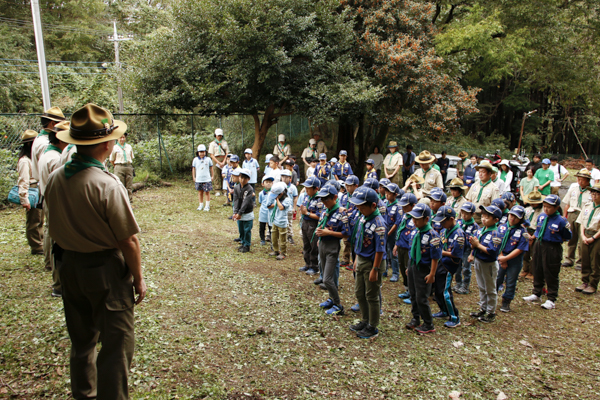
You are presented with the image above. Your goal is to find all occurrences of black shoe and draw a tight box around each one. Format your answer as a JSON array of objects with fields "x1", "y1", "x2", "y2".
[
  {"x1": 313, "y1": 277, "x2": 323, "y2": 285},
  {"x1": 470, "y1": 309, "x2": 486, "y2": 318},
  {"x1": 349, "y1": 320, "x2": 368, "y2": 332},
  {"x1": 415, "y1": 324, "x2": 436, "y2": 335},
  {"x1": 478, "y1": 313, "x2": 496, "y2": 323},
  {"x1": 51, "y1": 289, "x2": 62, "y2": 298},
  {"x1": 237, "y1": 245, "x2": 244, "y2": 251},
  {"x1": 234, "y1": 238, "x2": 242, "y2": 242},
  {"x1": 319, "y1": 283, "x2": 327, "y2": 291},
  {"x1": 228, "y1": 216, "x2": 233, "y2": 220},
  {"x1": 299, "y1": 265, "x2": 309, "y2": 272},
  {"x1": 405, "y1": 318, "x2": 420, "y2": 330},
  {"x1": 500, "y1": 299, "x2": 511, "y2": 313},
  {"x1": 240, "y1": 246, "x2": 250, "y2": 253},
  {"x1": 356, "y1": 324, "x2": 379, "y2": 339},
  {"x1": 222, "y1": 203, "x2": 230, "y2": 207},
  {"x1": 31, "y1": 250, "x2": 44, "y2": 255}
]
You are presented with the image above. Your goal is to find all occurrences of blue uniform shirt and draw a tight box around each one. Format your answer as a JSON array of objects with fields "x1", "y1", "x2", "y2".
[
  {"x1": 303, "y1": 194, "x2": 323, "y2": 221},
  {"x1": 318, "y1": 207, "x2": 350, "y2": 242},
  {"x1": 242, "y1": 158, "x2": 260, "y2": 184},
  {"x1": 315, "y1": 163, "x2": 331, "y2": 186},
  {"x1": 364, "y1": 169, "x2": 377, "y2": 181},
  {"x1": 534, "y1": 213, "x2": 572, "y2": 243},
  {"x1": 408, "y1": 228, "x2": 442, "y2": 264},
  {"x1": 354, "y1": 214, "x2": 387, "y2": 259},
  {"x1": 378, "y1": 199, "x2": 388, "y2": 224},
  {"x1": 385, "y1": 200, "x2": 401, "y2": 238},
  {"x1": 339, "y1": 192, "x2": 349, "y2": 208},
  {"x1": 333, "y1": 162, "x2": 353, "y2": 180},
  {"x1": 395, "y1": 215, "x2": 416, "y2": 249},
  {"x1": 498, "y1": 224, "x2": 529, "y2": 254},
  {"x1": 473, "y1": 226, "x2": 503, "y2": 262},
  {"x1": 458, "y1": 219, "x2": 480, "y2": 251},
  {"x1": 258, "y1": 189, "x2": 271, "y2": 223},
  {"x1": 499, "y1": 211, "x2": 509, "y2": 226},
  {"x1": 431, "y1": 212, "x2": 444, "y2": 235},
  {"x1": 441, "y1": 225, "x2": 466, "y2": 272}
]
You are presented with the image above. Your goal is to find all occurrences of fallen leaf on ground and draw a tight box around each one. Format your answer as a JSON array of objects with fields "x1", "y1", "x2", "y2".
[
  {"x1": 497, "y1": 391, "x2": 508, "y2": 400},
  {"x1": 449, "y1": 390, "x2": 461, "y2": 399},
  {"x1": 519, "y1": 340, "x2": 533, "y2": 348},
  {"x1": 453, "y1": 341, "x2": 464, "y2": 348}
]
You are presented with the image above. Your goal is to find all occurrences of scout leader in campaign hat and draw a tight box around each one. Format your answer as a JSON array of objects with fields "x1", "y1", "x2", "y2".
[
  {"x1": 57, "y1": 103, "x2": 126, "y2": 145},
  {"x1": 21, "y1": 129, "x2": 38, "y2": 143},
  {"x1": 42, "y1": 106, "x2": 66, "y2": 122}
]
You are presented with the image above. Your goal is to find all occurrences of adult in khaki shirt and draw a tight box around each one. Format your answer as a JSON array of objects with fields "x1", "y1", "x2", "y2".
[
  {"x1": 413, "y1": 150, "x2": 443, "y2": 195},
  {"x1": 457, "y1": 151, "x2": 468, "y2": 179},
  {"x1": 31, "y1": 106, "x2": 65, "y2": 181},
  {"x1": 273, "y1": 134, "x2": 292, "y2": 164},
  {"x1": 562, "y1": 169, "x2": 593, "y2": 268},
  {"x1": 447, "y1": 178, "x2": 468, "y2": 215},
  {"x1": 383, "y1": 141, "x2": 403, "y2": 186},
  {"x1": 110, "y1": 133, "x2": 135, "y2": 201},
  {"x1": 465, "y1": 160, "x2": 500, "y2": 224},
  {"x1": 576, "y1": 182, "x2": 600, "y2": 294},
  {"x1": 45, "y1": 103, "x2": 146, "y2": 400},
  {"x1": 208, "y1": 128, "x2": 230, "y2": 196},
  {"x1": 301, "y1": 138, "x2": 319, "y2": 167},
  {"x1": 17, "y1": 129, "x2": 43, "y2": 255},
  {"x1": 313, "y1": 132, "x2": 327, "y2": 156}
]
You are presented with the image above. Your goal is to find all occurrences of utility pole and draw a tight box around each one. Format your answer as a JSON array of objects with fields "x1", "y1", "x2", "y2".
[
  {"x1": 30, "y1": 0, "x2": 51, "y2": 110},
  {"x1": 108, "y1": 21, "x2": 131, "y2": 113}
]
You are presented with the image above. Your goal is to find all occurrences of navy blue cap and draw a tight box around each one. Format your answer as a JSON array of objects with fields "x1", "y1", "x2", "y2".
[
  {"x1": 319, "y1": 153, "x2": 327, "y2": 160},
  {"x1": 408, "y1": 203, "x2": 431, "y2": 219},
  {"x1": 302, "y1": 176, "x2": 321, "y2": 188},
  {"x1": 345, "y1": 175, "x2": 359, "y2": 186},
  {"x1": 349, "y1": 187, "x2": 379, "y2": 206},
  {"x1": 317, "y1": 185, "x2": 338, "y2": 198},
  {"x1": 508, "y1": 205, "x2": 526, "y2": 220},
  {"x1": 543, "y1": 194, "x2": 561, "y2": 206},
  {"x1": 427, "y1": 189, "x2": 447, "y2": 202},
  {"x1": 365, "y1": 158, "x2": 375, "y2": 165},
  {"x1": 379, "y1": 178, "x2": 391, "y2": 187},
  {"x1": 324, "y1": 179, "x2": 341, "y2": 191},
  {"x1": 460, "y1": 202, "x2": 476, "y2": 214},
  {"x1": 384, "y1": 182, "x2": 401, "y2": 195},
  {"x1": 480, "y1": 205, "x2": 502, "y2": 220},
  {"x1": 501, "y1": 192, "x2": 516, "y2": 203},
  {"x1": 363, "y1": 178, "x2": 379, "y2": 190},
  {"x1": 432, "y1": 205, "x2": 456, "y2": 223},
  {"x1": 230, "y1": 154, "x2": 239, "y2": 163},
  {"x1": 491, "y1": 198, "x2": 506, "y2": 211},
  {"x1": 339, "y1": 150, "x2": 348, "y2": 156},
  {"x1": 398, "y1": 189, "x2": 406, "y2": 198},
  {"x1": 399, "y1": 193, "x2": 418, "y2": 206}
]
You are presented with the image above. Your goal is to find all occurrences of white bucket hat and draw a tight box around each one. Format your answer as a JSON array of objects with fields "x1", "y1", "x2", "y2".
[{"x1": 197, "y1": 144, "x2": 206, "y2": 152}]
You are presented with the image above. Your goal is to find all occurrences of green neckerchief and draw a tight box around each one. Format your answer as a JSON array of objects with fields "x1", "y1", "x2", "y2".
[
  {"x1": 422, "y1": 165, "x2": 432, "y2": 176},
  {"x1": 44, "y1": 144, "x2": 61, "y2": 154},
  {"x1": 66, "y1": 144, "x2": 74, "y2": 152},
  {"x1": 578, "y1": 187, "x2": 589, "y2": 208},
  {"x1": 462, "y1": 217, "x2": 475, "y2": 227},
  {"x1": 499, "y1": 223, "x2": 519, "y2": 254},
  {"x1": 476, "y1": 179, "x2": 492, "y2": 202},
  {"x1": 473, "y1": 223, "x2": 498, "y2": 258},
  {"x1": 379, "y1": 194, "x2": 385, "y2": 200},
  {"x1": 277, "y1": 142, "x2": 286, "y2": 155},
  {"x1": 587, "y1": 204, "x2": 600, "y2": 227},
  {"x1": 38, "y1": 129, "x2": 50, "y2": 137},
  {"x1": 538, "y1": 211, "x2": 560, "y2": 239},
  {"x1": 352, "y1": 209, "x2": 381, "y2": 251},
  {"x1": 443, "y1": 223, "x2": 460, "y2": 251},
  {"x1": 500, "y1": 170, "x2": 508, "y2": 182},
  {"x1": 387, "y1": 151, "x2": 399, "y2": 167},
  {"x1": 387, "y1": 199, "x2": 398, "y2": 208},
  {"x1": 64, "y1": 152, "x2": 106, "y2": 179},
  {"x1": 269, "y1": 196, "x2": 281, "y2": 224},
  {"x1": 396, "y1": 214, "x2": 412, "y2": 240},
  {"x1": 451, "y1": 196, "x2": 462, "y2": 209},
  {"x1": 410, "y1": 222, "x2": 432, "y2": 267},
  {"x1": 313, "y1": 201, "x2": 340, "y2": 241},
  {"x1": 261, "y1": 188, "x2": 271, "y2": 197},
  {"x1": 117, "y1": 142, "x2": 128, "y2": 162}
]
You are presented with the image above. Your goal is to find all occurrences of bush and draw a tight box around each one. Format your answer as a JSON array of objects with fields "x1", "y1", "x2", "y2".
[{"x1": 0, "y1": 148, "x2": 18, "y2": 205}]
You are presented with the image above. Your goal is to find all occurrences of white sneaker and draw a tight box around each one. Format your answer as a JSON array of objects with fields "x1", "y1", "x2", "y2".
[
  {"x1": 522, "y1": 294, "x2": 540, "y2": 302},
  {"x1": 203, "y1": 206, "x2": 210, "y2": 212},
  {"x1": 215, "y1": 192, "x2": 221, "y2": 197},
  {"x1": 197, "y1": 205, "x2": 203, "y2": 211},
  {"x1": 541, "y1": 300, "x2": 555, "y2": 310}
]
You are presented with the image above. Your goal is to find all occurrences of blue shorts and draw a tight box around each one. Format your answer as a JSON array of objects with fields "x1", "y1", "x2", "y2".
[{"x1": 195, "y1": 182, "x2": 213, "y2": 192}]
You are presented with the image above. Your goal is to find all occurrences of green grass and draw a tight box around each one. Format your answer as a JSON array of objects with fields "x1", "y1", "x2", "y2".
[{"x1": 1, "y1": 179, "x2": 599, "y2": 399}]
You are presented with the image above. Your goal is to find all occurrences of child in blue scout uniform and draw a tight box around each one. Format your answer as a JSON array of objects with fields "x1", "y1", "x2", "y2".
[
  {"x1": 378, "y1": 178, "x2": 391, "y2": 200},
  {"x1": 383, "y1": 183, "x2": 403, "y2": 282},
  {"x1": 496, "y1": 205, "x2": 529, "y2": 312},
  {"x1": 492, "y1": 198, "x2": 509, "y2": 225},
  {"x1": 454, "y1": 202, "x2": 480, "y2": 294},
  {"x1": 427, "y1": 188, "x2": 447, "y2": 235},
  {"x1": 404, "y1": 203, "x2": 442, "y2": 334},
  {"x1": 341, "y1": 175, "x2": 360, "y2": 270},
  {"x1": 299, "y1": 177, "x2": 322, "y2": 275},
  {"x1": 334, "y1": 150, "x2": 353, "y2": 181},
  {"x1": 432, "y1": 206, "x2": 465, "y2": 328},
  {"x1": 502, "y1": 191, "x2": 516, "y2": 211},
  {"x1": 393, "y1": 193, "x2": 418, "y2": 302},
  {"x1": 316, "y1": 185, "x2": 350, "y2": 316},
  {"x1": 523, "y1": 194, "x2": 572, "y2": 310},
  {"x1": 468, "y1": 205, "x2": 503, "y2": 323},
  {"x1": 364, "y1": 159, "x2": 378, "y2": 181},
  {"x1": 348, "y1": 187, "x2": 387, "y2": 339},
  {"x1": 222, "y1": 154, "x2": 232, "y2": 206},
  {"x1": 232, "y1": 169, "x2": 255, "y2": 253},
  {"x1": 315, "y1": 153, "x2": 331, "y2": 187},
  {"x1": 267, "y1": 182, "x2": 293, "y2": 260},
  {"x1": 363, "y1": 178, "x2": 388, "y2": 220},
  {"x1": 258, "y1": 174, "x2": 274, "y2": 246},
  {"x1": 227, "y1": 155, "x2": 240, "y2": 208}
]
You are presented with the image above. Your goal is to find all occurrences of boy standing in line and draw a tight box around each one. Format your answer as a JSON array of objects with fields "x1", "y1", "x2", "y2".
[
  {"x1": 267, "y1": 182, "x2": 292, "y2": 260},
  {"x1": 447, "y1": 178, "x2": 467, "y2": 215},
  {"x1": 520, "y1": 191, "x2": 545, "y2": 279},
  {"x1": 340, "y1": 175, "x2": 360, "y2": 270},
  {"x1": 232, "y1": 169, "x2": 255, "y2": 253},
  {"x1": 364, "y1": 159, "x2": 378, "y2": 181},
  {"x1": 393, "y1": 193, "x2": 418, "y2": 302},
  {"x1": 299, "y1": 177, "x2": 322, "y2": 275},
  {"x1": 258, "y1": 175, "x2": 274, "y2": 246},
  {"x1": 315, "y1": 154, "x2": 331, "y2": 187},
  {"x1": 334, "y1": 150, "x2": 353, "y2": 181},
  {"x1": 242, "y1": 149, "x2": 260, "y2": 189},
  {"x1": 427, "y1": 188, "x2": 447, "y2": 235},
  {"x1": 454, "y1": 202, "x2": 479, "y2": 294},
  {"x1": 383, "y1": 183, "x2": 403, "y2": 282}
]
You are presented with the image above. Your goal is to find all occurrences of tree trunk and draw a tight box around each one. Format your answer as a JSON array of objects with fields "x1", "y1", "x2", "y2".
[
  {"x1": 337, "y1": 114, "x2": 356, "y2": 167},
  {"x1": 250, "y1": 103, "x2": 291, "y2": 159}
]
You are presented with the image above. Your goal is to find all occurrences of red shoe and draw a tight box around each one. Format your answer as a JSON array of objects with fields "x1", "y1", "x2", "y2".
[{"x1": 293, "y1": 211, "x2": 297, "y2": 220}]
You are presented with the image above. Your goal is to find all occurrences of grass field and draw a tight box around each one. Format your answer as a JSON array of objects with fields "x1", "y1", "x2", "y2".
[{"x1": 1, "y1": 179, "x2": 599, "y2": 399}]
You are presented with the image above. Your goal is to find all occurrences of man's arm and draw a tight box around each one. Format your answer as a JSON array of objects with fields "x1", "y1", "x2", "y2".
[{"x1": 117, "y1": 235, "x2": 146, "y2": 304}]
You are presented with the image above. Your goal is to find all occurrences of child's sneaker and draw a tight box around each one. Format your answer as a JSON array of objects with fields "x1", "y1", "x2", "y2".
[
  {"x1": 326, "y1": 305, "x2": 344, "y2": 315},
  {"x1": 432, "y1": 311, "x2": 448, "y2": 319},
  {"x1": 305, "y1": 268, "x2": 319, "y2": 276},
  {"x1": 260, "y1": 240, "x2": 266, "y2": 246},
  {"x1": 298, "y1": 265, "x2": 309, "y2": 272},
  {"x1": 470, "y1": 309, "x2": 485, "y2": 318},
  {"x1": 319, "y1": 298, "x2": 334, "y2": 309},
  {"x1": 444, "y1": 320, "x2": 461, "y2": 328},
  {"x1": 350, "y1": 303, "x2": 360, "y2": 312},
  {"x1": 276, "y1": 254, "x2": 286, "y2": 260},
  {"x1": 203, "y1": 205, "x2": 210, "y2": 211},
  {"x1": 240, "y1": 246, "x2": 250, "y2": 253},
  {"x1": 389, "y1": 274, "x2": 399, "y2": 282},
  {"x1": 405, "y1": 318, "x2": 419, "y2": 330},
  {"x1": 197, "y1": 205, "x2": 203, "y2": 211},
  {"x1": 234, "y1": 238, "x2": 242, "y2": 242},
  {"x1": 415, "y1": 325, "x2": 435, "y2": 335},
  {"x1": 478, "y1": 313, "x2": 496, "y2": 323},
  {"x1": 215, "y1": 192, "x2": 221, "y2": 197},
  {"x1": 356, "y1": 325, "x2": 379, "y2": 339},
  {"x1": 265, "y1": 235, "x2": 271, "y2": 242},
  {"x1": 500, "y1": 299, "x2": 511, "y2": 313},
  {"x1": 398, "y1": 291, "x2": 410, "y2": 299},
  {"x1": 541, "y1": 300, "x2": 556, "y2": 310},
  {"x1": 402, "y1": 298, "x2": 411, "y2": 305},
  {"x1": 523, "y1": 294, "x2": 540, "y2": 302},
  {"x1": 349, "y1": 320, "x2": 368, "y2": 332}
]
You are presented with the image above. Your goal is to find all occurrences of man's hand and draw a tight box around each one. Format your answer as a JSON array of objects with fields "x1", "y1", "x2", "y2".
[
  {"x1": 424, "y1": 273, "x2": 435, "y2": 284},
  {"x1": 133, "y1": 277, "x2": 147, "y2": 304}
]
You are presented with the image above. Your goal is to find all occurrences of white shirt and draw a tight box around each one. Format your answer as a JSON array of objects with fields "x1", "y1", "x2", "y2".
[
  {"x1": 588, "y1": 167, "x2": 600, "y2": 186},
  {"x1": 549, "y1": 164, "x2": 568, "y2": 187},
  {"x1": 269, "y1": 167, "x2": 282, "y2": 183},
  {"x1": 31, "y1": 133, "x2": 49, "y2": 181},
  {"x1": 306, "y1": 166, "x2": 315, "y2": 180},
  {"x1": 369, "y1": 153, "x2": 384, "y2": 170},
  {"x1": 493, "y1": 178, "x2": 506, "y2": 195}
]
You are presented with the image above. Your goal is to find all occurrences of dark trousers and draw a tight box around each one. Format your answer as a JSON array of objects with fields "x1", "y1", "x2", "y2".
[
  {"x1": 397, "y1": 247, "x2": 409, "y2": 287},
  {"x1": 319, "y1": 239, "x2": 341, "y2": 305},
  {"x1": 581, "y1": 238, "x2": 600, "y2": 289},
  {"x1": 402, "y1": 169, "x2": 412, "y2": 184},
  {"x1": 59, "y1": 249, "x2": 135, "y2": 400},
  {"x1": 301, "y1": 219, "x2": 319, "y2": 270},
  {"x1": 237, "y1": 220, "x2": 253, "y2": 247},
  {"x1": 407, "y1": 261, "x2": 433, "y2": 326},
  {"x1": 441, "y1": 172, "x2": 447, "y2": 188},
  {"x1": 434, "y1": 265, "x2": 459, "y2": 322},
  {"x1": 385, "y1": 238, "x2": 399, "y2": 277},
  {"x1": 532, "y1": 241, "x2": 562, "y2": 302},
  {"x1": 25, "y1": 206, "x2": 44, "y2": 253},
  {"x1": 259, "y1": 221, "x2": 271, "y2": 242}
]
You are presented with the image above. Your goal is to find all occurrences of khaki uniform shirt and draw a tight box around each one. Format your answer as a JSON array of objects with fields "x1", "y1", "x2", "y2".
[
  {"x1": 60, "y1": 145, "x2": 77, "y2": 166},
  {"x1": 301, "y1": 147, "x2": 318, "y2": 161},
  {"x1": 465, "y1": 179, "x2": 500, "y2": 211},
  {"x1": 31, "y1": 132, "x2": 49, "y2": 181},
  {"x1": 46, "y1": 166, "x2": 139, "y2": 252},
  {"x1": 415, "y1": 167, "x2": 443, "y2": 194},
  {"x1": 273, "y1": 143, "x2": 291, "y2": 159},
  {"x1": 208, "y1": 140, "x2": 230, "y2": 158},
  {"x1": 383, "y1": 153, "x2": 403, "y2": 171},
  {"x1": 449, "y1": 195, "x2": 466, "y2": 216},
  {"x1": 110, "y1": 143, "x2": 134, "y2": 165},
  {"x1": 38, "y1": 149, "x2": 62, "y2": 196},
  {"x1": 17, "y1": 156, "x2": 35, "y2": 206},
  {"x1": 525, "y1": 206, "x2": 544, "y2": 236},
  {"x1": 563, "y1": 184, "x2": 592, "y2": 213},
  {"x1": 577, "y1": 202, "x2": 600, "y2": 232},
  {"x1": 317, "y1": 140, "x2": 327, "y2": 155}
]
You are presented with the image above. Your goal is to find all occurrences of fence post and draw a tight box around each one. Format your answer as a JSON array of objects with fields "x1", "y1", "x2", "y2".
[{"x1": 157, "y1": 115, "x2": 162, "y2": 174}]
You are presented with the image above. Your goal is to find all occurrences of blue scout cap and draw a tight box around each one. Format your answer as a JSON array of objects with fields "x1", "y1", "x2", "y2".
[
  {"x1": 384, "y1": 182, "x2": 401, "y2": 195},
  {"x1": 379, "y1": 178, "x2": 391, "y2": 186},
  {"x1": 262, "y1": 174, "x2": 274, "y2": 182},
  {"x1": 239, "y1": 168, "x2": 251, "y2": 178},
  {"x1": 501, "y1": 192, "x2": 516, "y2": 203},
  {"x1": 324, "y1": 179, "x2": 341, "y2": 191},
  {"x1": 330, "y1": 157, "x2": 338, "y2": 163},
  {"x1": 432, "y1": 205, "x2": 456, "y2": 223},
  {"x1": 349, "y1": 187, "x2": 379, "y2": 206},
  {"x1": 302, "y1": 176, "x2": 321, "y2": 188},
  {"x1": 230, "y1": 154, "x2": 239, "y2": 163},
  {"x1": 460, "y1": 202, "x2": 476, "y2": 213},
  {"x1": 398, "y1": 189, "x2": 405, "y2": 198},
  {"x1": 365, "y1": 158, "x2": 375, "y2": 165},
  {"x1": 508, "y1": 205, "x2": 526, "y2": 220},
  {"x1": 427, "y1": 189, "x2": 447, "y2": 202},
  {"x1": 317, "y1": 185, "x2": 338, "y2": 198},
  {"x1": 543, "y1": 194, "x2": 561, "y2": 206},
  {"x1": 491, "y1": 198, "x2": 506, "y2": 211},
  {"x1": 399, "y1": 193, "x2": 418, "y2": 206},
  {"x1": 339, "y1": 150, "x2": 348, "y2": 156},
  {"x1": 542, "y1": 158, "x2": 551, "y2": 165},
  {"x1": 319, "y1": 153, "x2": 327, "y2": 160},
  {"x1": 479, "y1": 204, "x2": 502, "y2": 220},
  {"x1": 231, "y1": 168, "x2": 241, "y2": 176},
  {"x1": 363, "y1": 178, "x2": 379, "y2": 190},
  {"x1": 345, "y1": 175, "x2": 359, "y2": 186},
  {"x1": 408, "y1": 203, "x2": 431, "y2": 219}
]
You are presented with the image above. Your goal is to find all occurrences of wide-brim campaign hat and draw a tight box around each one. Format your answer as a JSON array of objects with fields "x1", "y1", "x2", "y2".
[
  {"x1": 475, "y1": 160, "x2": 494, "y2": 172},
  {"x1": 458, "y1": 151, "x2": 468, "y2": 159},
  {"x1": 589, "y1": 182, "x2": 600, "y2": 193},
  {"x1": 53, "y1": 120, "x2": 70, "y2": 133},
  {"x1": 407, "y1": 173, "x2": 425, "y2": 185},
  {"x1": 57, "y1": 103, "x2": 126, "y2": 145},
  {"x1": 416, "y1": 150, "x2": 436, "y2": 164},
  {"x1": 21, "y1": 129, "x2": 37, "y2": 142},
  {"x1": 42, "y1": 106, "x2": 66, "y2": 122},
  {"x1": 574, "y1": 169, "x2": 592, "y2": 179},
  {"x1": 447, "y1": 177, "x2": 467, "y2": 190},
  {"x1": 524, "y1": 191, "x2": 545, "y2": 204}
]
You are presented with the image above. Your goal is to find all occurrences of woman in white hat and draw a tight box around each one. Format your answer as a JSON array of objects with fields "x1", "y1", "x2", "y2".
[
  {"x1": 208, "y1": 128, "x2": 230, "y2": 196},
  {"x1": 273, "y1": 134, "x2": 291, "y2": 164}
]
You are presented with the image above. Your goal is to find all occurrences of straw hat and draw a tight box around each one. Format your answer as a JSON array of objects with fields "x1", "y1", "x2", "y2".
[
  {"x1": 407, "y1": 173, "x2": 425, "y2": 185},
  {"x1": 475, "y1": 160, "x2": 494, "y2": 172},
  {"x1": 416, "y1": 150, "x2": 436, "y2": 164},
  {"x1": 42, "y1": 106, "x2": 66, "y2": 122},
  {"x1": 458, "y1": 151, "x2": 468, "y2": 159},
  {"x1": 574, "y1": 169, "x2": 592, "y2": 180},
  {"x1": 447, "y1": 177, "x2": 467, "y2": 190},
  {"x1": 56, "y1": 103, "x2": 127, "y2": 145},
  {"x1": 388, "y1": 141, "x2": 398, "y2": 149},
  {"x1": 524, "y1": 191, "x2": 545, "y2": 204},
  {"x1": 21, "y1": 129, "x2": 37, "y2": 142}
]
